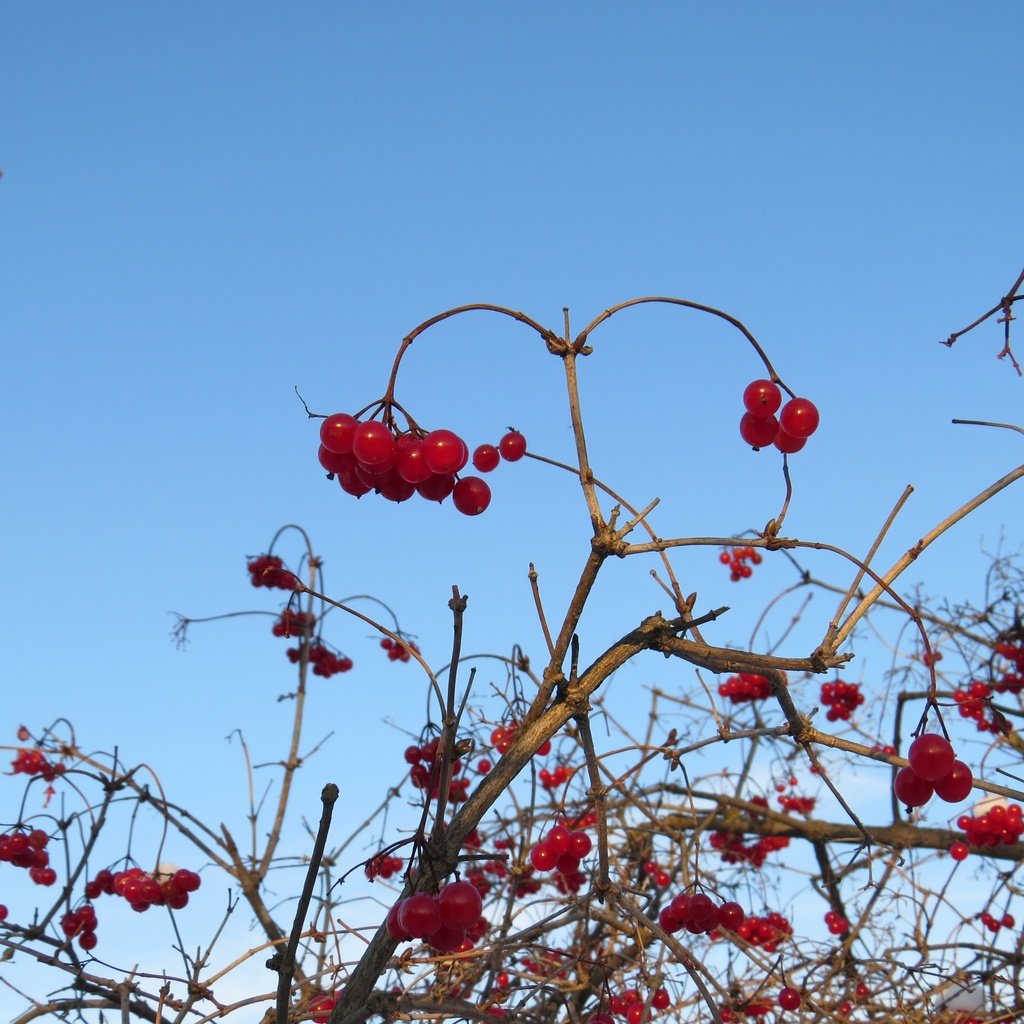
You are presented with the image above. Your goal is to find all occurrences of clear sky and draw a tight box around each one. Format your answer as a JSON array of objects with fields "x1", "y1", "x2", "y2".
[{"x1": 2, "y1": 2, "x2": 1023, "y2": 1013}]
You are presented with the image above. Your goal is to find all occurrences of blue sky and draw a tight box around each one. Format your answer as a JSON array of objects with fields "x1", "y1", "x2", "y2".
[{"x1": 2, "y1": 2, "x2": 1023, "y2": 1010}]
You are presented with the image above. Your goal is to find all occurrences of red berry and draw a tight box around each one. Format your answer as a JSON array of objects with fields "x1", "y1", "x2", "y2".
[
  {"x1": 651, "y1": 988, "x2": 670, "y2": 1011},
  {"x1": 498, "y1": 430, "x2": 527, "y2": 462},
  {"x1": 949, "y1": 841, "x2": 969, "y2": 861},
  {"x1": 437, "y1": 880, "x2": 483, "y2": 930},
  {"x1": 894, "y1": 766, "x2": 933, "y2": 808},
  {"x1": 778, "y1": 988, "x2": 801, "y2": 1011},
  {"x1": 320, "y1": 413, "x2": 358, "y2": 454},
  {"x1": 452, "y1": 477, "x2": 491, "y2": 516},
  {"x1": 933, "y1": 760, "x2": 974, "y2": 803},
  {"x1": 774, "y1": 428, "x2": 807, "y2": 454},
  {"x1": 530, "y1": 843, "x2": 556, "y2": 871},
  {"x1": 908, "y1": 734, "x2": 956, "y2": 782},
  {"x1": 473, "y1": 444, "x2": 501, "y2": 472},
  {"x1": 422, "y1": 430, "x2": 469, "y2": 475},
  {"x1": 779, "y1": 398, "x2": 819, "y2": 439},
  {"x1": 397, "y1": 893, "x2": 442, "y2": 938},
  {"x1": 742, "y1": 379, "x2": 782, "y2": 416},
  {"x1": 395, "y1": 436, "x2": 434, "y2": 484},
  {"x1": 718, "y1": 901, "x2": 745, "y2": 930},
  {"x1": 739, "y1": 413, "x2": 779, "y2": 448},
  {"x1": 352, "y1": 421, "x2": 395, "y2": 468},
  {"x1": 416, "y1": 473, "x2": 456, "y2": 503}
]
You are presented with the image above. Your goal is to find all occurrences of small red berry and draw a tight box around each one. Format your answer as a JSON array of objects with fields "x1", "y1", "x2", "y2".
[
  {"x1": 778, "y1": 988, "x2": 801, "y2": 1012},
  {"x1": 779, "y1": 398, "x2": 819, "y2": 439},
  {"x1": 352, "y1": 421, "x2": 396, "y2": 468},
  {"x1": 452, "y1": 477, "x2": 491, "y2": 516},
  {"x1": 498, "y1": 430, "x2": 527, "y2": 461},
  {"x1": 473, "y1": 444, "x2": 501, "y2": 473},
  {"x1": 949, "y1": 841, "x2": 969, "y2": 861},
  {"x1": 742, "y1": 379, "x2": 782, "y2": 416},
  {"x1": 739, "y1": 412, "x2": 779, "y2": 448}
]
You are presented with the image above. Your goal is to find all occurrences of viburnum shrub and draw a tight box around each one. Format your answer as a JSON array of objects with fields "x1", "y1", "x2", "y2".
[{"x1": 5, "y1": 278, "x2": 1024, "y2": 1024}]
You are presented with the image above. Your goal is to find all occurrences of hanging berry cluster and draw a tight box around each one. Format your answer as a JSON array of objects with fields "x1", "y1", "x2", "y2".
[
  {"x1": 732, "y1": 911, "x2": 794, "y2": 951},
  {"x1": 0, "y1": 828, "x2": 56, "y2": 886},
  {"x1": 657, "y1": 891, "x2": 746, "y2": 936},
  {"x1": 954, "y1": 675, "x2": 1019, "y2": 733},
  {"x1": 718, "y1": 672, "x2": 777, "y2": 703},
  {"x1": 246, "y1": 554, "x2": 297, "y2": 590},
  {"x1": 739, "y1": 380, "x2": 819, "y2": 453},
  {"x1": 283, "y1": 643, "x2": 353, "y2": 676},
  {"x1": 364, "y1": 853, "x2": 403, "y2": 880},
  {"x1": 380, "y1": 636, "x2": 420, "y2": 662},
  {"x1": 10, "y1": 748, "x2": 65, "y2": 782},
  {"x1": 387, "y1": 879, "x2": 488, "y2": 954},
  {"x1": 820, "y1": 679, "x2": 864, "y2": 721},
  {"x1": 956, "y1": 802, "x2": 1024, "y2": 846},
  {"x1": 60, "y1": 903, "x2": 99, "y2": 951},
  {"x1": 710, "y1": 829, "x2": 789, "y2": 868},
  {"x1": 893, "y1": 734, "x2": 974, "y2": 809},
  {"x1": 318, "y1": 411, "x2": 527, "y2": 517},
  {"x1": 404, "y1": 738, "x2": 471, "y2": 803},
  {"x1": 85, "y1": 865, "x2": 202, "y2": 913},
  {"x1": 719, "y1": 545, "x2": 761, "y2": 581},
  {"x1": 528, "y1": 824, "x2": 592, "y2": 896}
]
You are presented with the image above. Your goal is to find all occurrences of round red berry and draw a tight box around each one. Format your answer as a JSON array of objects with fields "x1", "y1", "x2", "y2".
[
  {"x1": 320, "y1": 412, "x2": 358, "y2": 454},
  {"x1": 908, "y1": 734, "x2": 956, "y2": 782},
  {"x1": 742, "y1": 379, "x2": 782, "y2": 416},
  {"x1": 352, "y1": 421, "x2": 395, "y2": 468},
  {"x1": 779, "y1": 398, "x2": 819, "y2": 439},
  {"x1": 739, "y1": 413, "x2": 779, "y2": 448},
  {"x1": 453, "y1": 477, "x2": 491, "y2": 516},
  {"x1": 498, "y1": 430, "x2": 527, "y2": 461},
  {"x1": 778, "y1": 988, "x2": 801, "y2": 1011},
  {"x1": 473, "y1": 444, "x2": 501, "y2": 472}
]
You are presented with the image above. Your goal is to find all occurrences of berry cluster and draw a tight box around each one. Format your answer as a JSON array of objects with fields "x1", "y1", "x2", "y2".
[
  {"x1": 824, "y1": 909, "x2": 849, "y2": 935},
  {"x1": 820, "y1": 679, "x2": 864, "y2": 721},
  {"x1": 778, "y1": 793, "x2": 816, "y2": 816},
  {"x1": 489, "y1": 721, "x2": 551, "y2": 758},
  {"x1": 364, "y1": 853, "x2": 403, "y2": 880},
  {"x1": 979, "y1": 909, "x2": 1015, "y2": 933},
  {"x1": 734, "y1": 911, "x2": 793, "y2": 951},
  {"x1": 319, "y1": 412, "x2": 528, "y2": 517},
  {"x1": 658, "y1": 892, "x2": 745, "y2": 936},
  {"x1": 380, "y1": 636, "x2": 420, "y2": 662},
  {"x1": 246, "y1": 554, "x2": 296, "y2": 590},
  {"x1": 539, "y1": 764, "x2": 572, "y2": 790},
  {"x1": 739, "y1": 380, "x2": 820, "y2": 454},
  {"x1": 85, "y1": 865, "x2": 202, "y2": 912},
  {"x1": 710, "y1": 830, "x2": 789, "y2": 868},
  {"x1": 271, "y1": 609, "x2": 315, "y2": 638},
  {"x1": 404, "y1": 738, "x2": 470, "y2": 803},
  {"x1": 641, "y1": 860, "x2": 672, "y2": 888},
  {"x1": 719, "y1": 546, "x2": 762, "y2": 582},
  {"x1": 60, "y1": 903, "x2": 99, "y2": 951},
  {"x1": 529, "y1": 824, "x2": 592, "y2": 894},
  {"x1": 285, "y1": 642, "x2": 353, "y2": 676},
  {"x1": 592, "y1": 985, "x2": 672, "y2": 1024},
  {"x1": 718, "y1": 673, "x2": 776, "y2": 703},
  {"x1": 956, "y1": 802, "x2": 1024, "y2": 846},
  {"x1": 953, "y1": 681, "x2": 1000, "y2": 733},
  {"x1": 0, "y1": 828, "x2": 56, "y2": 886},
  {"x1": 387, "y1": 879, "x2": 487, "y2": 953},
  {"x1": 10, "y1": 748, "x2": 65, "y2": 782},
  {"x1": 893, "y1": 734, "x2": 974, "y2": 809}
]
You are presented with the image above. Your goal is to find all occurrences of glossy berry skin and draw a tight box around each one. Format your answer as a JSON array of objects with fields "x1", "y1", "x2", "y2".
[
  {"x1": 908, "y1": 734, "x2": 956, "y2": 782},
  {"x1": 894, "y1": 766, "x2": 933, "y2": 808},
  {"x1": 933, "y1": 759, "x2": 974, "y2": 803},
  {"x1": 778, "y1": 988, "x2": 801, "y2": 1012},
  {"x1": 422, "y1": 430, "x2": 469, "y2": 475},
  {"x1": 397, "y1": 893, "x2": 442, "y2": 938},
  {"x1": 718, "y1": 900, "x2": 745, "y2": 930},
  {"x1": 473, "y1": 444, "x2": 500, "y2": 472},
  {"x1": 739, "y1": 413, "x2": 779, "y2": 448},
  {"x1": 774, "y1": 428, "x2": 807, "y2": 454},
  {"x1": 395, "y1": 436, "x2": 434, "y2": 484},
  {"x1": 453, "y1": 477, "x2": 491, "y2": 516},
  {"x1": 438, "y1": 880, "x2": 483, "y2": 929},
  {"x1": 320, "y1": 413, "x2": 359, "y2": 454},
  {"x1": 415, "y1": 473, "x2": 456, "y2": 503},
  {"x1": 498, "y1": 430, "x2": 527, "y2": 462},
  {"x1": 352, "y1": 421, "x2": 395, "y2": 468},
  {"x1": 743, "y1": 379, "x2": 782, "y2": 416},
  {"x1": 779, "y1": 398, "x2": 820, "y2": 439},
  {"x1": 949, "y1": 841, "x2": 970, "y2": 861}
]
